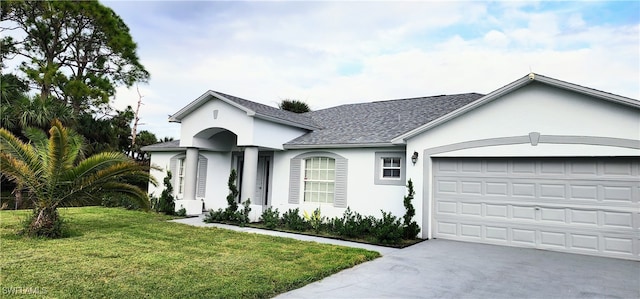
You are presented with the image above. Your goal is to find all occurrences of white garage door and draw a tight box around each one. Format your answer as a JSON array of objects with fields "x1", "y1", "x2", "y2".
[{"x1": 433, "y1": 157, "x2": 639, "y2": 260}]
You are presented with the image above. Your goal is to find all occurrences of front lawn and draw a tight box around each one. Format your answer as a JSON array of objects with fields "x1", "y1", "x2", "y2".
[{"x1": 0, "y1": 207, "x2": 379, "y2": 298}]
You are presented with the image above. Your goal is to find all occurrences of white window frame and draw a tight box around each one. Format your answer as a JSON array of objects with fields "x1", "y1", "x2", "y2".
[
  {"x1": 303, "y1": 157, "x2": 336, "y2": 204},
  {"x1": 374, "y1": 151, "x2": 406, "y2": 186},
  {"x1": 176, "y1": 158, "x2": 201, "y2": 197},
  {"x1": 177, "y1": 158, "x2": 186, "y2": 195},
  {"x1": 381, "y1": 157, "x2": 402, "y2": 179}
]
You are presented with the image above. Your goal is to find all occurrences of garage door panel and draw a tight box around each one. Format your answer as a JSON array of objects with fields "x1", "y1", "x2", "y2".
[
  {"x1": 512, "y1": 229, "x2": 536, "y2": 245},
  {"x1": 603, "y1": 237, "x2": 634, "y2": 254},
  {"x1": 460, "y1": 224, "x2": 482, "y2": 238},
  {"x1": 461, "y1": 181, "x2": 482, "y2": 195},
  {"x1": 512, "y1": 206, "x2": 536, "y2": 220},
  {"x1": 539, "y1": 184, "x2": 566, "y2": 199},
  {"x1": 602, "y1": 186, "x2": 633, "y2": 202},
  {"x1": 512, "y1": 161, "x2": 536, "y2": 174},
  {"x1": 437, "y1": 201, "x2": 457, "y2": 214},
  {"x1": 436, "y1": 180, "x2": 458, "y2": 193},
  {"x1": 460, "y1": 203, "x2": 481, "y2": 216},
  {"x1": 436, "y1": 222, "x2": 457, "y2": 235},
  {"x1": 603, "y1": 161, "x2": 633, "y2": 176},
  {"x1": 486, "y1": 161, "x2": 508, "y2": 173},
  {"x1": 571, "y1": 234, "x2": 599, "y2": 251},
  {"x1": 540, "y1": 231, "x2": 566, "y2": 248},
  {"x1": 460, "y1": 160, "x2": 482, "y2": 173},
  {"x1": 540, "y1": 161, "x2": 566, "y2": 175},
  {"x1": 602, "y1": 211, "x2": 633, "y2": 228},
  {"x1": 513, "y1": 183, "x2": 536, "y2": 197},
  {"x1": 570, "y1": 185, "x2": 598, "y2": 200},
  {"x1": 433, "y1": 157, "x2": 639, "y2": 260},
  {"x1": 570, "y1": 210, "x2": 598, "y2": 225},
  {"x1": 485, "y1": 226, "x2": 508, "y2": 241},
  {"x1": 540, "y1": 207, "x2": 566, "y2": 222},
  {"x1": 486, "y1": 182, "x2": 508, "y2": 196}
]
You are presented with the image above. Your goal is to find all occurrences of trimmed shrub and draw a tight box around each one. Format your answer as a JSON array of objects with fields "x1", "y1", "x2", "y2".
[
  {"x1": 327, "y1": 216, "x2": 343, "y2": 235},
  {"x1": 373, "y1": 210, "x2": 403, "y2": 245},
  {"x1": 175, "y1": 208, "x2": 187, "y2": 217},
  {"x1": 103, "y1": 194, "x2": 143, "y2": 210},
  {"x1": 304, "y1": 208, "x2": 324, "y2": 233},
  {"x1": 260, "y1": 207, "x2": 280, "y2": 229},
  {"x1": 224, "y1": 169, "x2": 239, "y2": 220},
  {"x1": 237, "y1": 199, "x2": 251, "y2": 227},
  {"x1": 282, "y1": 208, "x2": 308, "y2": 231},
  {"x1": 403, "y1": 179, "x2": 421, "y2": 239},
  {"x1": 204, "y1": 208, "x2": 225, "y2": 223}
]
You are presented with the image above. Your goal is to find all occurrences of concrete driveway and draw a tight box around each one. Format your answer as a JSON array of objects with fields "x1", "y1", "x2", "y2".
[{"x1": 276, "y1": 239, "x2": 640, "y2": 299}]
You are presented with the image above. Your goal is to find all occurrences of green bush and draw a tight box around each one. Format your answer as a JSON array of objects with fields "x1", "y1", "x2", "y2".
[
  {"x1": 403, "y1": 179, "x2": 420, "y2": 239},
  {"x1": 260, "y1": 207, "x2": 280, "y2": 229},
  {"x1": 282, "y1": 208, "x2": 308, "y2": 231},
  {"x1": 102, "y1": 194, "x2": 143, "y2": 210},
  {"x1": 156, "y1": 171, "x2": 176, "y2": 215},
  {"x1": 373, "y1": 210, "x2": 403, "y2": 245},
  {"x1": 339, "y1": 207, "x2": 375, "y2": 238},
  {"x1": 175, "y1": 208, "x2": 187, "y2": 217},
  {"x1": 224, "y1": 169, "x2": 239, "y2": 220},
  {"x1": 304, "y1": 208, "x2": 324, "y2": 233},
  {"x1": 203, "y1": 208, "x2": 225, "y2": 223},
  {"x1": 326, "y1": 216, "x2": 343, "y2": 234},
  {"x1": 237, "y1": 199, "x2": 251, "y2": 227}
]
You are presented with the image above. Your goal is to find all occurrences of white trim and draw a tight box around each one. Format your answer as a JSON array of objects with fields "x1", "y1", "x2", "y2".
[
  {"x1": 169, "y1": 90, "x2": 320, "y2": 130},
  {"x1": 284, "y1": 142, "x2": 400, "y2": 149}
]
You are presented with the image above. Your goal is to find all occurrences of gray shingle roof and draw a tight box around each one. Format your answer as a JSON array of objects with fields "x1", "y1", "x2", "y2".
[
  {"x1": 141, "y1": 140, "x2": 181, "y2": 151},
  {"x1": 285, "y1": 93, "x2": 484, "y2": 146},
  {"x1": 213, "y1": 91, "x2": 321, "y2": 130}
]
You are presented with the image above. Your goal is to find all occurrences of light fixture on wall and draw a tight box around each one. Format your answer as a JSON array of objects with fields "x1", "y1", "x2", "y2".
[{"x1": 411, "y1": 151, "x2": 419, "y2": 165}]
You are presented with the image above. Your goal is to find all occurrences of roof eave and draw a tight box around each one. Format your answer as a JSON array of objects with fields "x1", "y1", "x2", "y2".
[
  {"x1": 283, "y1": 142, "x2": 404, "y2": 149},
  {"x1": 534, "y1": 74, "x2": 640, "y2": 109},
  {"x1": 392, "y1": 73, "x2": 640, "y2": 143},
  {"x1": 168, "y1": 90, "x2": 255, "y2": 122},
  {"x1": 254, "y1": 114, "x2": 320, "y2": 131},
  {"x1": 140, "y1": 146, "x2": 184, "y2": 152}
]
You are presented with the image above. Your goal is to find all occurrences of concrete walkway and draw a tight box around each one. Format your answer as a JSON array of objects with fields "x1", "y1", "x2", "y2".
[{"x1": 171, "y1": 215, "x2": 399, "y2": 255}]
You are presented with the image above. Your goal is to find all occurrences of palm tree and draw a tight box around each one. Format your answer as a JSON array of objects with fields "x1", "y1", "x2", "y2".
[
  {"x1": 0, "y1": 119, "x2": 156, "y2": 237},
  {"x1": 278, "y1": 99, "x2": 311, "y2": 113}
]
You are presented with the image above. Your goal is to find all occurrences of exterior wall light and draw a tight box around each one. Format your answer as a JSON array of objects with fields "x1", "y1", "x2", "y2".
[{"x1": 411, "y1": 151, "x2": 419, "y2": 165}]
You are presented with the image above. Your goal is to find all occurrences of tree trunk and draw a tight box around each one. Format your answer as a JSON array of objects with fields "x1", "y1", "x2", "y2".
[{"x1": 26, "y1": 206, "x2": 63, "y2": 238}]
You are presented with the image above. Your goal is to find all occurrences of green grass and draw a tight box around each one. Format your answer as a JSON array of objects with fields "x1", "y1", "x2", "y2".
[{"x1": 0, "y1": 207, "x2": 380, "y2": 298}]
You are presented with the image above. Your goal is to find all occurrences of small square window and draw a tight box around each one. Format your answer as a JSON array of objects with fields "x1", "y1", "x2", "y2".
[{"x1": 382, "y1": 157, "x2": 401, "y2": 179}]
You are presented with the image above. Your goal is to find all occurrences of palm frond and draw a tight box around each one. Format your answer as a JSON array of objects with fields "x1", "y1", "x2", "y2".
[
  {"x1": 100, "y1": 182, "x2": 150, "y2": 210},
  {"x1": 0, "y1": 127, "x2": 40, "y2": 171}
]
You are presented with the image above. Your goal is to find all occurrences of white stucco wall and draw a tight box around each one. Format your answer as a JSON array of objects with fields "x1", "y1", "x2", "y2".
[
  {"x1": 147, "y1": 151, "x2": 179, "y2": 198},
  {"x1": 178, "y1": 98, "x2": 309, "y2": 151},
  {"x1": 405, "y1": 82, "x2": 640, "y2": 239},
  {"x1": 147, "y1": 150, "x2": 233, "y2": 213},
  {"x1": 252, "y1": 118, "x2": 309, "y2": 150},
  {"x1": 179, "y1": 99, "x2": 254, "y2": 147},
  {"x1": 270, "y1": 147, "x2": 409, "y2": 221},
  {"x1": 199, "y1": 151, "x2": 232, "y2": 211}
]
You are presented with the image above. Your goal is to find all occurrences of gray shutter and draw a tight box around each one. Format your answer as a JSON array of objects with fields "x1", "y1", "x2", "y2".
[
  {"x1": 196, "y1": 155, "x2": 207, "y2": 198},
  {"x1": 333, "y1": 158, "x2": 348, "y2": 208},
  {"x1": 288, "y1": 158, "x2": 301, "y2": 204}
]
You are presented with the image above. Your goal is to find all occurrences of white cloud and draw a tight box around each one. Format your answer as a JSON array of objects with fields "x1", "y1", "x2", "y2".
[{"x1": 99, "y1": 1, "x2": 639, "y2": 139}]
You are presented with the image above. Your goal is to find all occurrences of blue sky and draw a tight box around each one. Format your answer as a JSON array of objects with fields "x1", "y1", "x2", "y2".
[{"x1": 99, "y1": 1, "x2": 639, "y2": 139}]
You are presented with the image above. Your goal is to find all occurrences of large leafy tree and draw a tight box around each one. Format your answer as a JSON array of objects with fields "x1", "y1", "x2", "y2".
[
  {"x1": 0, "y1": 0, "x2": 149, "y2": 115},
  {"x1": 0, "y1": 120, "x2": 156, "y2": 237}
]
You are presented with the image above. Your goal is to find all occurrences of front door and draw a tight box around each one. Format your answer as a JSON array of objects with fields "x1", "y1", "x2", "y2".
[{"x1": 255, "y1": 156, "x2": 271, "y2": 208}]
